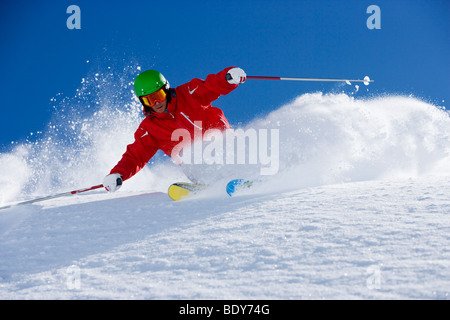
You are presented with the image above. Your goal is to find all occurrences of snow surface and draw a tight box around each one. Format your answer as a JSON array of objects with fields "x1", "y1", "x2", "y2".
[{"x1": 0, "y1": 68, "x2": 449, "y2": 299}]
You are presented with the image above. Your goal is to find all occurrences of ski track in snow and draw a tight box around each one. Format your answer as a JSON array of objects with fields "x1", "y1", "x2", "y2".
[{"x1": 0, "y1": 68, "x2": 449, "y2": 299}]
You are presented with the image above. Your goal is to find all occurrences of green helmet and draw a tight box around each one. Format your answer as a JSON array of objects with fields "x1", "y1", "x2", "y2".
[{"x1": 133, "y1": 70, "x2": 169, "y2": 97}]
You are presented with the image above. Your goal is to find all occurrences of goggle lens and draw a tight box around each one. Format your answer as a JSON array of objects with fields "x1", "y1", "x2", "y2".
[{"x1": 140, "y1": 88, "x2": 167, "y2": 107}]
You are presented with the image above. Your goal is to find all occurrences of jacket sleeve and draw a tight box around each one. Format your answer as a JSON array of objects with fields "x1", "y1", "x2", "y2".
[
  {"x1": 183, "y1": 67, "x2": 239, "y2": 106},
  {"x1": 109, "y1": 125, "x2": 158, "y2": 181}
]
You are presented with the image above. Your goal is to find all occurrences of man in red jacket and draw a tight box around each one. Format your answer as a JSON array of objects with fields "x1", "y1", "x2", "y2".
[{"x1": 103, "y1": 67, "x2": 247, "y2": 192}]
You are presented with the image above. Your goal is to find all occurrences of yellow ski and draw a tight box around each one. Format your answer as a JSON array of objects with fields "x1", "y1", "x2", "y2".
[{"x1": 168, "y1": 182, "x2": 206, "y2": 201}]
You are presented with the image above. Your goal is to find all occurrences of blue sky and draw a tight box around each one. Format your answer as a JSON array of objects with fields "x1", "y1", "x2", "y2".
[{"x1": 0, "y1": 0, "x2": 448, "y2": 150}]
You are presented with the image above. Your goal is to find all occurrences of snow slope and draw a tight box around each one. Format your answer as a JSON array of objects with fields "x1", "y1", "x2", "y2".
[
  {"x1": 0, "y1": 68, "x2": 449, "y2": 299},
  {"x1": 0, "y1": 175, "x2": 449, "y2": 299}
]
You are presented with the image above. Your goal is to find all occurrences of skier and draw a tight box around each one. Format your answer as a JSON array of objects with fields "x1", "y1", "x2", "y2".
[{"x1": 103, "y1": 67, "x2": 247, "y2": 192}]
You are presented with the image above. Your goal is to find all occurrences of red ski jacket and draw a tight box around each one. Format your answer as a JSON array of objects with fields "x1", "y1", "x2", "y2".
[{"x1": 110, "y1": 67, "x2": 239, "y2": 181}]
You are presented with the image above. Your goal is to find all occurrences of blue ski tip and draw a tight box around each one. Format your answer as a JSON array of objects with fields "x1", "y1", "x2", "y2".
[{"x1": 226, "y1": 179, "x2": 253, "y2": 196}]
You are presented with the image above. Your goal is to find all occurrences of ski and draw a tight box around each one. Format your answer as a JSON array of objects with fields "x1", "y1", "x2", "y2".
[
  {"x1": 226, "y1": 179, "x2": 253, "y2": 196},
  {"x1": 168, "y1": 179, "x2": 254, "y2": 201},
  {"x1": 168, "y1": 182, "x2": 206, "y2": 201}
]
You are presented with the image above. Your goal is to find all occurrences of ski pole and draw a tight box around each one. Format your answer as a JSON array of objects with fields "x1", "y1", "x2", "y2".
[
  {"x1": 0, "y1": 184, "x2": 104, "y2": 211},
  {"x1": 247, "y1": 75, "x2": 373, "y2": 85}
]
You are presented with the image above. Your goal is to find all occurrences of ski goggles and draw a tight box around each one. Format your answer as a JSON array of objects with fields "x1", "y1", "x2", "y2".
[{"x1": 139, "y1": 87, "x2": 167, "y2": 107}]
